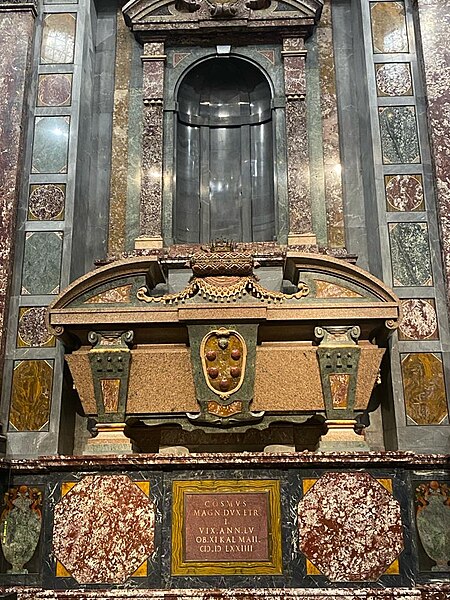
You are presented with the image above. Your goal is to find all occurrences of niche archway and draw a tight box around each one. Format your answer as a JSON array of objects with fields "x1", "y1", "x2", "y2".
[{"x1": 174, "y1": 57, "x2": 275, "y2": 244}]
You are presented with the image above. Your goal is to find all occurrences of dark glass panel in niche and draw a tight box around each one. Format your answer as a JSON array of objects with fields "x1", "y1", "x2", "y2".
[
  {"x1": 376, "y1": 63, "x2": 412, "y2": 97},
  {"x1": 21, "y1": 231, "x2": 63, "y2": 295},
  {"x1": 401, "y1": 353, "x2": 448, "y2": 426},
  {"x1": 399, "y1": 299, "x2": 439, "y2": 341},
  {"x1": 40, "y1": 13, "x2": 76, "y2": 64},
  {"x1": 389, "y1": 222, "x2": 432, "y2": 286},
  {"x1": 379, "y1": 107, "x2": 420, "y2": 164},
  {"x1": 17, "y1": 307, "x2": 56, "y2": 348},
  {"x1": 28, "y1": 183, "x2": 65, "y2": 220},
  {"x1": 31, "y1": 116, "x2": 70, "y2": 174},
  {"x1": 414, "y1": 480, "x2": 450, "y2": 573},
  {"x1": 8, "y1": 359, "x2": 54, "y2": 431},
  {"x1": 37, "y1": 73, "x2": 72, "y2": 106},
  {"x1": 174, "y1": 57, "x2": 275, "y2": 244},
  {"x1": 370, "y1": 2, "x2": 408, "y2": 54},
  {"x1": 385, "y1": 174, "x2": 424, "y2": 212}
]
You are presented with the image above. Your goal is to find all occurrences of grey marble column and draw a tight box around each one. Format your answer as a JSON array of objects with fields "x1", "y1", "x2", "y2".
[
  {"x1": 135, "y1": 41, "x2": 165, "y2": 249},
  {"x1": 282, "y1": 37, "x2": 315, "y2": 245}
]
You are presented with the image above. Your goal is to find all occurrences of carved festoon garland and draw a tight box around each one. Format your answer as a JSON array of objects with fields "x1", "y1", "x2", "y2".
[{"x1": 137, "y1": 242, "x2": 309, "y2": 304}]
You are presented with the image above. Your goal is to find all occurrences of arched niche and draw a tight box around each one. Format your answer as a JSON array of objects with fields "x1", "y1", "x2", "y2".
[{"x1": 174, "y1": 57, "x2": 275, "y2": 244}]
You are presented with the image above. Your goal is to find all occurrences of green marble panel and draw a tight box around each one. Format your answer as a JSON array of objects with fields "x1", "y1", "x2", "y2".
[
  {"x1": 370, "y1": 2, "x2": 408, "y2": 54},
  {"x1": 8, "y1": 360, "x2": 54, "y2": 431},
  {"x1": 389, "y1": 223, "x2": 432, "y2": 287},
  {"x1": 379, "y1": 107, "x2": 420, "y2": 164},
  {"x1": 21, "y1": 232, "x2": 63, "y2": 295},
  {"x1": 40, "y1": 13, "x2": 76, "y2": 64},
  {"x1": 31, "y1": 116, "x2": 70, "y2": 174}
]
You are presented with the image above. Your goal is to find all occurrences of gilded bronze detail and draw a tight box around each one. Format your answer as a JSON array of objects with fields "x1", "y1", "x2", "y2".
[{"x1": 137, "y1": 244, "x2": 309, "y2": 305}]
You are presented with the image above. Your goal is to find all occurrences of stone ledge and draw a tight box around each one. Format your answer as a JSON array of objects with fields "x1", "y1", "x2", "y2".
[
  {"x1": 1, "y1": 587, "x2": 449, "y2": 599},
  {"x1": 0, "y1": 451, "x2": 449, "y2": 473}
]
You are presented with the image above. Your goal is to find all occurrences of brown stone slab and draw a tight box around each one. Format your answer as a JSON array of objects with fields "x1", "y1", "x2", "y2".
[
  {"x1": 172, "y1": 480, "x2": 282, "y2": 575},
  {"x1": 184, "y1": 492, "x2": 269, "y2": 562}
]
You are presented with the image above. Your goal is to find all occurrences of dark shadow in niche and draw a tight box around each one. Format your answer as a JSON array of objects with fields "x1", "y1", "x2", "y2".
[
  {"x1": 174, "y1": 57, "x2": 275, "y2": 244},
  {"x1": 125, "y1": 418, "x2": 325, "y2": 453}
]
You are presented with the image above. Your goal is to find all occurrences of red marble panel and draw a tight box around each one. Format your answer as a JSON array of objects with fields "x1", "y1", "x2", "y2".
[
  {"x1": 140, "y1": 103, "x2": 163, "y2": 237},
  {"x1": 298, "y1": 472, "x2": 404, "y2": 581},
  {"x1": 416, "y1": 0, "x2": 450, "y2": 305},
  {"x1": 399, "y1": 299, "x2": 439, "y2": 341},
  {"x1": 52, "y1": 475, "x2": 155, "y2": 584},
  {"x1": 286, "y1": 100, "x2": 311, "y2": 235},
  {"x1": 317, "y1": 0, "x2": 344, "y2": 247},
  {"x1": 37, "y1": 73, "x2": 72, "y2": 106},
  {"x1": 0, "y1": 9, "x2": 36, "y2": 374}
]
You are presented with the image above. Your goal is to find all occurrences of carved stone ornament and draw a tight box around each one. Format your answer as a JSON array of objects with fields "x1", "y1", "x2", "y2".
[
  {"x1": 137, "y1": 242, "x2": 309, "y2": 304},
  {"x1": 123, "y1": 0, "x2": 324, "y2": 42}
]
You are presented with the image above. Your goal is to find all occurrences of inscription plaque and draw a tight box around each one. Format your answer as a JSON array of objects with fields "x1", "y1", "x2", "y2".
[{"x1": 172, "y1": 480, "x2": 282, "y2": 575}]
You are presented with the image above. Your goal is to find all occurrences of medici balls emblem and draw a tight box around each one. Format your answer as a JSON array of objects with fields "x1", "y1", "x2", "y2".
[{"x1": 201, "y1": 328, "x2": 247, "y2": 399}]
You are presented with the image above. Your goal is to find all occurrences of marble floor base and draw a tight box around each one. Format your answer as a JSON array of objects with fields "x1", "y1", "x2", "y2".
[{"x1": 1, "y1": 587, "x2": 449, "y2": 599}]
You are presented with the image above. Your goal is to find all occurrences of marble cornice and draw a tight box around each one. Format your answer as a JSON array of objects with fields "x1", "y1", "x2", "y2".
[
  {"x1": 0, "y1": 0, "x2": 37, "y2": 15},
  {"x1": 0, "y1": 451, "x2": 448, "y2": 473}
]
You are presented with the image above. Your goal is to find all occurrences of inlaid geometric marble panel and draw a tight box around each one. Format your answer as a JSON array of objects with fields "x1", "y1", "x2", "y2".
[
  {"x1": 385, "y1": 175, "x2": 424, "y2": 212},
  {"x1": 17, "y1": 307, "x2": 55, "y2": 348},
  {"x1": 401, "y1": 353, "x2": 448, "y2": 425},
  {"x1": 8, "y1": 360, "x2": 53, "y2": 431},
  {"x1": 21, "y1": 232, "x2": 63, "y2": 295},
  {"x1": 399, "y1": 299, "x2": 439, "y2": 341},
  {"x1": 379, "y1": 107, "x2": 420, "y2": 164},
  {"x1": 31, "y1": 117, "x2": 70, "y2": 174},
  {"x1": 28, "y1": 184, "x2": 65, "y2": 220},
  {"x1": 37, "y1": 74, "x2": 72, "y2": 107},
  {"x1": 370, "y1": 1, "x2": 408, "y2": 54},
  {"x1": 40, "y1": 13, "x2": 76, "y2": 64},
  {"x1": 376, "y1": 63, "x2": 412, "y2": 97},
  {"x1": 298, "y1": 472, "x2": 404, "y2": 581},
  {"x1": 389, "y1": 223, "x2": 433, "y2": 286},
  {"x1": 52, "y1": 475, "x2": 155, "y2": 584}
]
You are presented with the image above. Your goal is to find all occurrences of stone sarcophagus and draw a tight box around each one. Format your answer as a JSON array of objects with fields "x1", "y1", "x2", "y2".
[{"x1": 47, "y1": 246, "x2": 400, "y2": 452}]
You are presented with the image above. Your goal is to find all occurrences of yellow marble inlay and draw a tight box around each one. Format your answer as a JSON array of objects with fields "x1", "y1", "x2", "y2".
[
  {"x1": 385, "y1": 559, "x2": 400, "y2": 575},
  {"x1": 302, "y1": 479, "x2": 317, "y2": 494},
  {"x1": 378, "y1": 478, "x2": 393, "y2": 493},
  {"x1": 61, "y1": 481, "x2": 76, "y2": 497},
  {"x1": 306, "y1": 558, "x2": 321, "y2": 575},
  {"x1": 132, "y1": 560, "x2": 148, "y2": 577},
  {"x1": 56, "y1": 560, "x2": 71, "y2": 577},
  {"x1": 135, "y1": 481, "x2": 150, "y2": 495}
]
